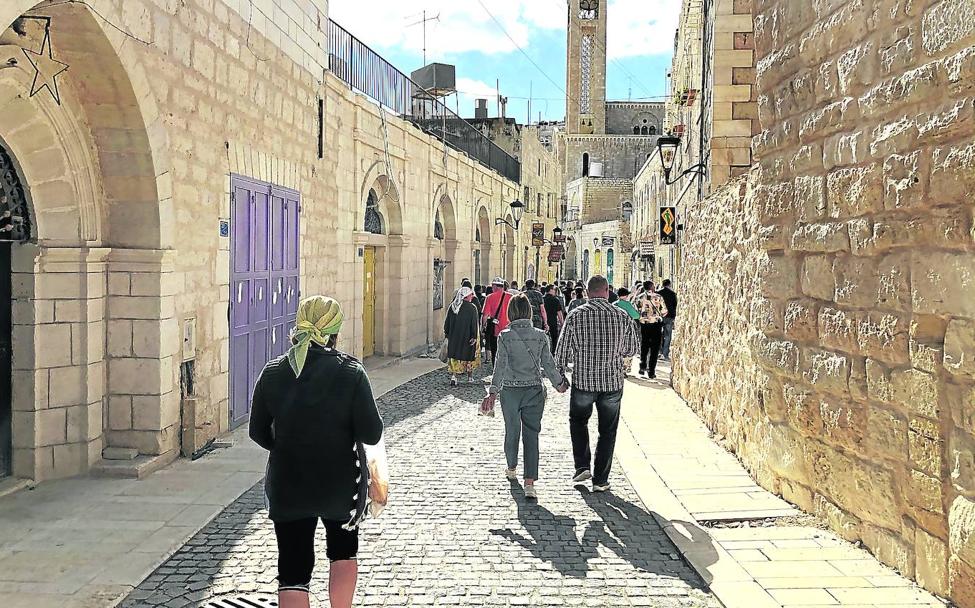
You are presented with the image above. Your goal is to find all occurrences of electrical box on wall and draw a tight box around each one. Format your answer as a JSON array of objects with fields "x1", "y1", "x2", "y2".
[{"x1": 182, "y1": 317, "x2": 196, "y2": 362}]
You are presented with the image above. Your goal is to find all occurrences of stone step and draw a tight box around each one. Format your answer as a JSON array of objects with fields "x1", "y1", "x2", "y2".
[
  {"x1": 0, "y1": 477, "x2": 33, "y2": 499},
  {"x1": 102, "y1": 447, "x2": 140, "y2": 461},
  {"x1": 90, "y1": 450, "x2": 179, "y2": 479}
]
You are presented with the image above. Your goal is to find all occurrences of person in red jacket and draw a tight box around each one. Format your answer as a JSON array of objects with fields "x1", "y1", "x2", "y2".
[{"x1": 481, "y1": 277, "x2": 513, "y2": 367}]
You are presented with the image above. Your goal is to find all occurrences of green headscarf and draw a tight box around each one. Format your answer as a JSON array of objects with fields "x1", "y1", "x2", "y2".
[{"x1": 288, "y1": 295, "x2": 344, "y2": 376}]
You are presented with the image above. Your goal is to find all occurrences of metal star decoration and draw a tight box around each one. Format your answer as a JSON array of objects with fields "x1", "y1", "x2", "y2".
[{"x1": 22, "y1": 26, "x2": 68, "y2": 105}]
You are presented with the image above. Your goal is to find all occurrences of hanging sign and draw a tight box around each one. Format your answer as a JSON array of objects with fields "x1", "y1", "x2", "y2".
[
  {"x1": 660, "y1": 207, "x2": 677, "y2": 245},
  {"x1": 548, "y1": 244, "x2": 564, "y2": 263},
  {"x1": 639, "y1": 241, "x2": 655, "y2": 257},
  {"x1": 601, "y1": 235, "x2": 615, "y2": 247},
  {"x1": 531, "y1": 222, "x2": 545, "y2": 247}
]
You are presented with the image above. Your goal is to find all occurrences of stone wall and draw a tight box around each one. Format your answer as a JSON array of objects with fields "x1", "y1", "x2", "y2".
[
  {"x1": 674, "y1": 0, "x2": 975, "y2": 605},
  {"x1": 605, "y1": 102, "x2": 666, "y2": 136},
  {"x1": 564, "y1": 135, "x2": 659, "y2": 181},
  {"x1": 0, "y1": 0, "x2": 523, "y2": 480}
]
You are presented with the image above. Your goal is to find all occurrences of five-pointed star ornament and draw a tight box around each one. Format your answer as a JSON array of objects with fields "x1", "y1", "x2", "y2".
[{"x1": 22, "y1": 27, "x2": 68, "y2": 105}]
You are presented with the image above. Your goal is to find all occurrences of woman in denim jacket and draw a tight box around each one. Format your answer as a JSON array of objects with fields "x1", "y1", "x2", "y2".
[{"x1": 482, "y1": 294, "x2": 568, "y2": 499}]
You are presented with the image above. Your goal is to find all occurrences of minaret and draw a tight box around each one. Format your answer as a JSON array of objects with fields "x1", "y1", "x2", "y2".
[{"x1": 565, "y1": 0, "x2": 607, "y2": 135}]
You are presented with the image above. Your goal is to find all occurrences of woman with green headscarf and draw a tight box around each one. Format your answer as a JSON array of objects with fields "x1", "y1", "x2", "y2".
[{"x1": 249, "y1": 295, "x2": 384, "y2": 608}]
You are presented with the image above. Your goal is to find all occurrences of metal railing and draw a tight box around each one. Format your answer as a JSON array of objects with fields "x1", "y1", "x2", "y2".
[{"x1": 327, "y1": 19, "x2": 521, "y2": 183}]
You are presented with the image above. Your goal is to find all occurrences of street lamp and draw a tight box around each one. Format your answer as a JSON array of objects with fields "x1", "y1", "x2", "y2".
[
  {"x1": 495, "y1": 199, "x2": 525, "y2": 230},
  {"x1": 656, "y1": 134, "x2": 706, "y2": 185}
]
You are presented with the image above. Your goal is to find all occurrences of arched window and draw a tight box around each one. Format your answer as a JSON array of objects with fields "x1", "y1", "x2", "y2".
[
  {"x1": 582, "y1": 152, "x2": 590, "y2": 177},
  {"x1": 364, "y1": 189, "x2": 384, "y2": 235},
  {"x1": 633, "y1": 126, "x2": 640, "y2": 135},
  {"x1": 649, "y1": 125, "x2": 657, "y2": 135},
  {"x1": 641, "y1": 126, "x2": 649, "y2": 135}
]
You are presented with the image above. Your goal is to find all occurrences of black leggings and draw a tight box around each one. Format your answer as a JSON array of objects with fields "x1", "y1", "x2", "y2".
[
  {"x1": 640, "y1": 323, "x2": 663, "y2": 375},
  {"x1": 274, "y1": 518, "x2": 359, "y2": 590}
]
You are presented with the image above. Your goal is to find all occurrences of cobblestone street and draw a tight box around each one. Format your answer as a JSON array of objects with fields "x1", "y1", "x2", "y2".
[{"x1": 119, "y1": 369, "x2": 717, "y2": 607}]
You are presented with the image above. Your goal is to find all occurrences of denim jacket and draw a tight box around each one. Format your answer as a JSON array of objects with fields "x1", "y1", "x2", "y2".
[{"x1": 490, "y1": 319, "x2": 565, "y2": 394}]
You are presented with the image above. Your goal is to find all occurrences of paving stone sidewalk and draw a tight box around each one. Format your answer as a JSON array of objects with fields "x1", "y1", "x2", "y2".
[
  {"x1": 616, "y1": 362, "x2": 948, "y2": 608},
  {"x1": 119, "y1": 368, "x2": 718, "y2": 607}
]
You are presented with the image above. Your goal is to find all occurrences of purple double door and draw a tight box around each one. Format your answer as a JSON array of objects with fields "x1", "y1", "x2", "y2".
[{"x1": 230, "y1": 175, "x2": 300, "y2": 427}]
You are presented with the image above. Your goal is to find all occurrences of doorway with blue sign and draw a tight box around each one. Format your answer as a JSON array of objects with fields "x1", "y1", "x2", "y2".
[{"x1": 229, "y1": 175, "x2": 300, "y2": 428}]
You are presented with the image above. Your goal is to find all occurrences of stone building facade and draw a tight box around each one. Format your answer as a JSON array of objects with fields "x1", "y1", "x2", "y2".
[
  {"x1": 0, "y1": 0, "x2": 524, "y2": 482},
  {"x1": 672, "y1": 0, "x2": 975, "y2": 605}
]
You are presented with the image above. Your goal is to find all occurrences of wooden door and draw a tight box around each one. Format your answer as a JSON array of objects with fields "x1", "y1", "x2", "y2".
[{"x1": 362, "y1": 247, "x2": 376, "y2": 358}]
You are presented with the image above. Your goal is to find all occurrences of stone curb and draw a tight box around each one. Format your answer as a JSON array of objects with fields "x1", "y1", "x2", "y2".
[{"x1": 616, "y1": 416, "x2": 779, "y2": 608}]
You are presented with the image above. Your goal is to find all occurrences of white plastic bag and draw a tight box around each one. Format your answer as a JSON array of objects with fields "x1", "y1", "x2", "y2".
[{"x1": 364, "y1": 436, "x2": 389, "y2": 518}]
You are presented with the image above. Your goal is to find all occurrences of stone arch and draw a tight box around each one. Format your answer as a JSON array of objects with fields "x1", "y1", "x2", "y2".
[
  {"x1": 474, "y1": 204, "x2": 492, "y2": 285},
  {"x1": 0, "y1": 3, "x2": 175, "y2": 481},
  {"x1": 434, "y1": 193, "x2": 457, "y2": 242},
  {"x1": 2, "y1": 2, "x2": 171, "y2": 248},
  {"x1": 360, "y1": 162, "x2": 403, "y2": 235}
]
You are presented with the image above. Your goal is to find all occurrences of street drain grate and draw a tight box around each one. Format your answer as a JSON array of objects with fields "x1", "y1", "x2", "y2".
[{"x1": 201, "y1": 595, "x2": 277, "y2": 608}]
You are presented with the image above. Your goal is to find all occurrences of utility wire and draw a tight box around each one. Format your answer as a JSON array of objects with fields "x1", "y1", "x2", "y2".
[{"x1": 40, "y1": 0, "x2": 153, "y2": 45}]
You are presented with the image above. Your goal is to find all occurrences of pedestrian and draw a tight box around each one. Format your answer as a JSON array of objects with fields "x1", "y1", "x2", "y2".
[
  {"x1": 543, "y1": 284, "x2": 566, "y2": 355},
  {"x1": 635, "y1": 281, "x2": 668, "y2": 379},
  {"x1": 473, "y1": 284, "x2": 486, "y2": 311},
  {"x1": 482, "y1": 293, "x2": 568, "y2": 500},
  {"x1": 511, "y1": 280, "x2": 520, "y2": 292},
  {"x1": 249, "y1": 295, "x2": 384, "y2": 608},
  {"x1": 613, "y1": 287, "x2": 640, "y2": 320},
  {"x1": 567, "y1": 286, "x2": 587, "y2": 313},
  {"x1": 607, "y1": 286, "x2": 619, "y2": 304},
  {"x1": 658, "y1": 279, "x2": 678, "y2": 361},
  {"x1": 523, "y1": 279, "x2": 549, "y2": 331},
  {"x1": 444, "y1": 286, "x2": 481, "y2": 386},
  {"x1": 555, "y1": 275, "x2": 640, "y2": 493},
  {"x1": 482, "y1": 278, "x2": 513, "y2": 367}
]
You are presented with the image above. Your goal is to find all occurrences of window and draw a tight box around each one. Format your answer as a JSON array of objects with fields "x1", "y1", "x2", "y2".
[
  {"x1": 582, "y1": 152, "x2": 590, "y2": 177},
  {"x1": 649, "y1": 126, "x2": 657, "y2": 135},
  {"x1": 364, "y1": 189, "x2": 384, "y2": 234},
  {"x1": 538, "y1": 158, "x2": 541, "y2": 176},
  {"x1": 633, "y1": 126, "x2": 640, "y2": 134},
  {"x1": 641, "y1": 126, "x2": 649, "y2": 135},
  {"x1": 579, "y1": 0, "x2": 598, "y2": 19},
  {"x1": 537, "y1": 192, "x2": 543, "y2": 215}
]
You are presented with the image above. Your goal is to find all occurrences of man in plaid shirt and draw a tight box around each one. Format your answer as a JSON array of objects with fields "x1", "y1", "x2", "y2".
[{"x1": 555, "y1": 275, "x2": 640, "y2": 492}]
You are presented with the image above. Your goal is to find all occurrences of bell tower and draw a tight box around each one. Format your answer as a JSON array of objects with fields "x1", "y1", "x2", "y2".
[{"x1": 566, "y1": 0, "x2": 607, "y2": 135}]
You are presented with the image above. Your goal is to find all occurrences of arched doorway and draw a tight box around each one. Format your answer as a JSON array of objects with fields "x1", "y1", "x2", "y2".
[
  {"x1": 476, "y1": 205, "x2": 492, "y2": 285},
  {"x1": 357, "y1": 174, "x2": 403, "y2": 358},
  {"x1": 433, "y1": 195, "x2": 457, "y2": 339},
  {"x1": 0, "y1": 3, "x2": 171, "y2": 480},
  {"x1": 565, "y1": 238, "x2": 578, "y2": 280},
  {"x1": 607, "y1": 248, "x2": 615, "y2": 285},
  {"x1": 502, "y1": 214, "x2": 515, "y2": 281}
]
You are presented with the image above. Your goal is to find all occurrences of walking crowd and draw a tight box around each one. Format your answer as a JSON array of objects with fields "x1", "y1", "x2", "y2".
[{"x1": 248, "y1": 275, "x2": 678, "y2": 607}]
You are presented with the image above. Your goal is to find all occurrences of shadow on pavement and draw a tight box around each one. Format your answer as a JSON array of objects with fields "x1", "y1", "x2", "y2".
[
  {"x1": 489, "y1": 481, "x2": 596, "y2": 578},
  {"x1": 576, "y1": 486, "x2": 717, "y2": 589}
]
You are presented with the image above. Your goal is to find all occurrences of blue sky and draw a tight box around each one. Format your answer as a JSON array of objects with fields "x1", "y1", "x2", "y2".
[{"x1": 330, "y1": 0, "x2": 679, "y2": 123}]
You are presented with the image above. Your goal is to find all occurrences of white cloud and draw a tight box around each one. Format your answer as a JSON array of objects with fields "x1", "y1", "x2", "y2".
[
  {"x1": 606, "y1": 0, "x2": 681, "y2": 59},
  {"x1": 329, "y1": 0, "x2": 680, "y2": 59}
]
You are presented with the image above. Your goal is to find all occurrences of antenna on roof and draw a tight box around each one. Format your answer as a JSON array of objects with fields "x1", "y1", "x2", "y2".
[{"x1": 405, "y1": 11, "x2": 441, "y2": 66}]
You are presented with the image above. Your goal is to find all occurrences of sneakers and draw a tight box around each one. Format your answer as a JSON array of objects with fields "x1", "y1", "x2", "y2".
[
  {"x1": 572, "y1": 470, "x2": 593, "y2": 483},
  {"x1": 593, "y1": 483, "x2": 611, "y2": 492},
  {"x1": 524, "y1": 484, "x2": 538, "y2": 499},
  {"x1": 449, "y1": 377, "x2": 458, "y2": 387},
  {"x1": 505, "y1": 467, "x2": 518, "y2": 480}
]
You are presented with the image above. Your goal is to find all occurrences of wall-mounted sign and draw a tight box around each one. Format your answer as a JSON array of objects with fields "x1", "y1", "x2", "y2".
[
  {"x1": 531, "y1": 222, "x2": 545, "y2": 247},
  {"x1": 660, "y1": 207, "x2": 677, "y2": 245},
  {"x1": 219, "y1": 219, "x2": 230, "y2": 238},
  {"x1": 601, "y1": 235, "x2": 615, "y2": 247},
  {"x1": 548, "y1": 245, "x2": 565, "y2": 263},
  {"x1": 639, "y1": 241, "x2": 654, "y2": 257}
]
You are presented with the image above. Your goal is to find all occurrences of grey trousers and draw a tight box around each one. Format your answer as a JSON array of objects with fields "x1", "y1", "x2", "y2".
[{"x1": 500, "y1": 385, "x2": 546, "y2": 480}]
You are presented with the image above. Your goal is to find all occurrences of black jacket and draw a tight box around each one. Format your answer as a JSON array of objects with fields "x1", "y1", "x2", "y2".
[
  {"x1": 249, "y1": 346, "x2": 384, "y2": 522},
  {"x1": 444, "y1": 300, "x2": 480, "y2": 361},
  {"x1": 659, "y1": 287, "x2": 678, "y2": 319}
]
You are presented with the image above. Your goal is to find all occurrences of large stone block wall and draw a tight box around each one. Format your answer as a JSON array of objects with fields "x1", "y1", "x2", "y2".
[{"x1": 674, "y1": 0, "x2": 975, "y2": 605}]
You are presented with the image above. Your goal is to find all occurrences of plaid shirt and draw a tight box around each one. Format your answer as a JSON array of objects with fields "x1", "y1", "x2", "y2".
[{"x1": 555, "y1": 298, "x2": 640, "y2": 392}]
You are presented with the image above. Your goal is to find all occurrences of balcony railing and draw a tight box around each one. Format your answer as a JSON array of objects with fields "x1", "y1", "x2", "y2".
[{"x1": 327, "y1": 19, "x2": 521, "y2": 183}]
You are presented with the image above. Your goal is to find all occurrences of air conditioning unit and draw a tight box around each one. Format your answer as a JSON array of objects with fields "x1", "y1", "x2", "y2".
[{"x1": 590, "y1": 162, "x2": 604, "y2": 177}]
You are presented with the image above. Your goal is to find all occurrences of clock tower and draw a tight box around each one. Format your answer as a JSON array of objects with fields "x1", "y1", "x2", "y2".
[{"x1": 566, "y1": 0, "x2": 607, "y2": 135}]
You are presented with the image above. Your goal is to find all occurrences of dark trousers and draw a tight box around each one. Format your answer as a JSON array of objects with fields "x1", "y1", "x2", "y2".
[
  {"x1": 640, "y1": 322, "x2": 663, "y2": 375},
  {"x1": 569, "y1": 387, "x2": 624, "y2": 486},
  {"x1": 487, "y1": 330, "x2": 499, "y2": 365},
  {"x1": 549, "y1": 324, "x2": 560, "y2": 355}
]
